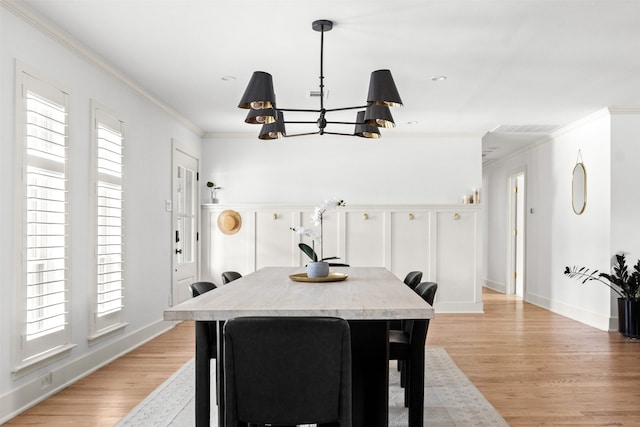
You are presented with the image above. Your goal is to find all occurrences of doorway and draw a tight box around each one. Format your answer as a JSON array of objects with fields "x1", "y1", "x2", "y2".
[
  {"x1": 171, "y1": 142, "x2": 200, "y2": 306},
  {"x1": 507, "y1": 170, "x2": 526, "y2": 297}
]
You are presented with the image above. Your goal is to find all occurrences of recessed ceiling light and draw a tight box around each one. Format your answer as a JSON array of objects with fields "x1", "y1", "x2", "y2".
[
  {"x1": 407, "y1": 121, "x2": 418, "y2": 125},
  {"x1": 222, "y1": 76, "x2": 236, "y2": 81},
  {"x1": 431, "y1": 75, "x2": 447, "y2": 81}
]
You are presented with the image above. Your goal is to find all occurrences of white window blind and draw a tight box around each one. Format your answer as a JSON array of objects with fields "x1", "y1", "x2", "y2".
[
  {"x1": 92, "y1": 108, "x2": 125, "y2": 335},
  {"x1": 21, "y1": 74, "x2": 70, "y2": 361}
]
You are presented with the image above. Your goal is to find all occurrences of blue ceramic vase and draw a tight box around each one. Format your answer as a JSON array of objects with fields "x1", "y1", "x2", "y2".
[{"x1": 306, "y1": 261, "x2": 330, "y2": 278}]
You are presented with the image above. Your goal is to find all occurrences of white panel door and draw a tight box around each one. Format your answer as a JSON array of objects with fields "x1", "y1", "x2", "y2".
[{"x1": 172, "y1": 148, "x2": 199, "y2": 306}]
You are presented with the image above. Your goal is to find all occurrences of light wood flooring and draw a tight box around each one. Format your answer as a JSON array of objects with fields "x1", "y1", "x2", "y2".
[{"x1": 5, "y1": 288, "x2": 640, "y2": 426}]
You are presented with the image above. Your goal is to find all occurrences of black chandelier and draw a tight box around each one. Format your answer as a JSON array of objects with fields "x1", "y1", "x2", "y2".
[{"x1": 238, "y1": 19, "x2": 403, "y2": 139}]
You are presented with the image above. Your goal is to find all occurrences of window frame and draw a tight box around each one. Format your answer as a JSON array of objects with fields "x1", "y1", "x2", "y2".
[
  {"x1": 89, "y1": 101, "x2": 127, "y2": 340},
  {"x1": 13, "y1": 63, "x2": 75, "y2": 377}
]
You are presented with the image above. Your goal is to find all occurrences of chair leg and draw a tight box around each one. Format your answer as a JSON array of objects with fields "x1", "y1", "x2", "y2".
[
  {"x1": 404, "y1": 361, "x2": 410, "y2": 407},
  {"x1": 407, "y1": 354, "x2": 425, "y2": 427},
  {"x1": 404, "y1": 377, "x2": 410, "y2": 408}
]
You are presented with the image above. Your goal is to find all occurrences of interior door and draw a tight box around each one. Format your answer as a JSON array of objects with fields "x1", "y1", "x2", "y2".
[
  {"x1": 172, "y1": 147, "x2": 199, "y2": 306},
  {"x1": 507, "y1": 170, "x2": 526, "y2": 296},
  {"x1": 515, "y1": 174, "x2": 525, "y2": 297}
]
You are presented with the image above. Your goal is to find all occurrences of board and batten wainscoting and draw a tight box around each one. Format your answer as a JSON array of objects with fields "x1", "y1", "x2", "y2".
[{"x1": 200, "y1": 204, "x2": 482, "y2": 314}]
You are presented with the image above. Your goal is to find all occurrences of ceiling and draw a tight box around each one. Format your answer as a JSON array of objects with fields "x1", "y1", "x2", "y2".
[{"x1": 18, "y1": 0, "x2": 640, "y2": 164}]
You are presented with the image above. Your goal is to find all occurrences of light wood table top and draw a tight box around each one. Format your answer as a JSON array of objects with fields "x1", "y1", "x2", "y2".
[{"x1": 164, "y1": 266, "x2": 434, "y2": 321}]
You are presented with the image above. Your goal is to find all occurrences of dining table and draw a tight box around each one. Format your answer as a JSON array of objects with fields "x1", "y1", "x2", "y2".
[{"x1": 163, "y1": 266, "x2": 434, "y2": 427}]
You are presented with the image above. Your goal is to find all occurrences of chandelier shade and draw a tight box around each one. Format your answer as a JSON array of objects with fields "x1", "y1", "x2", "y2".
[
  {"x1": 239, "y1": 20, "x2": 402, "y2": 139},
  {"x1": 354, "y1": 111, "x2": 381, "y2": 138},
  {"x1": 364, "y1": 104, "x2": 395, "y2": 128},
  {"x1": 245, "y1": 107, "x2": 277, "y2": 124},
  {"x1": 367, "y1": 69, "x2": 403, "y2": 107},
  {"x1": 258, "y1": 111, "x2": 286, "y2": 140},
  {"x1": 238, "y1": 71, "x2": 276, "y2": 110}
]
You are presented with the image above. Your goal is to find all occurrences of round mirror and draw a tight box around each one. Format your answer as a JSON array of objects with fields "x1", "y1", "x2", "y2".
[{"x1": 572, "y1": 162, "x2": 587, "y2": 215}]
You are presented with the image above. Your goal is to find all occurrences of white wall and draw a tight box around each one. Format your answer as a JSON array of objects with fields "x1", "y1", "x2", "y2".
[
  {"x1": 200, "y1": 134, "x2": 482, "y2": 205},
  {"x1": 483, "y1": 108, "x2": 640, "y2": 331},
  {"x1": 1, "y1": 6, "x2": 200, "y2": 421}
]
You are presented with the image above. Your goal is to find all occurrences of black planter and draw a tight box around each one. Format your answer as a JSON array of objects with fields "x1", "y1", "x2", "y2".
[{"x1": 617, "y1": 298, "x2": 640, "y2": 339}]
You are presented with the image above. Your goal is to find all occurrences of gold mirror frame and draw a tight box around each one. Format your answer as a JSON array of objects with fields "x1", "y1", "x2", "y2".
[{"x1": 572, "y1": 162, "x2": 587, "y2": 215}]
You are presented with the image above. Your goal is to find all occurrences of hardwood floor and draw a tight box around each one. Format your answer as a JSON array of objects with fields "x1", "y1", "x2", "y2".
[
  {"x1": 4, "y1": 322, "x2": 195, "y2": 426},
  {"x1": 428, "y1": 290, "x2": 640, "y2": 426},
  {"x1": 5, "y1": 288, "x2": 640, "y2": 426}
]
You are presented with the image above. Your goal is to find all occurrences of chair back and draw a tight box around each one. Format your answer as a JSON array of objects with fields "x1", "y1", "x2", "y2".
[
  {"x1": 190, "y1": 281, "x2": 217, "y2": 297},
  {"x1": 405, "y1": 282, "x2": 437, "y2": 346},
  {"x1": 415, "y1": 281, "x2": 437, "y2": 305},
  {"x1": 403, "y1": 271, "x2": 423, "y2": 290},
  {"x1": 221, "y1": 271, "x2": 242, "y2": 284},
  {"x1": 223, "y1": 316, "x2": 352, "y2": 426}
]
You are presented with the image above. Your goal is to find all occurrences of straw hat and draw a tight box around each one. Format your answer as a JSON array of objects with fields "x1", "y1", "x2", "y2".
[{"x1": 217, "y1": 210, "x2": 242, "y2": 235}]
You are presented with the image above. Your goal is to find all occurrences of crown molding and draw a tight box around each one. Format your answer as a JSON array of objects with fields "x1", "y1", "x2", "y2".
[
  {"x1": 1, "y1": 0, "x2": 203, "y2": 137},
  {"x1": 608, "y1": 105, "x2": 640, "y2": 115}
]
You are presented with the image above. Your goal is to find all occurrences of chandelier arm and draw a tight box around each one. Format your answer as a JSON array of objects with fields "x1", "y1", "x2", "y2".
[
  {"x1": 323, "y1": 131, "x2": 359, "y2": 137},
  {"x1": 283, "y1": 131, "x2": 321, "y2": 138},
  {"x1": 325, "y1": 121, "x2": 361, "y2": 125},
  {"x1": 282, "y1": 121, "x2": 320, "y2": 124},
  {"x1": 277, "y1": 108, "x2": 322, "y2": 113},
  {"x1": 324, "y1": 105, "x2": 369, "y2": 113}
]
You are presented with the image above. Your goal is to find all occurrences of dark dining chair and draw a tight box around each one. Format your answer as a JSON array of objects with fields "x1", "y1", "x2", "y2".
[
  {"x1": 389, "y1": 281, "x2": 437, "y2": 427},
  {"x1": 190, "y1": 281, "x2": 219, "y2": 426},
  {"x1": 189, "y1": 281, "x2": 218, "y2": 360},
  {"x1": 404, "y1": 271, "x2": 423, "y2": 290},
  {"x1": 190, "y1": 281, "x2": 217, "y2": 297},
  {"x1": 223, "y1": 316, "x2": 352, "y2": 427},
  {"x1": 221, "y1": 271, "x2": 242, "y2": 284},
  {"x1": 390, "y1": 271, "x2": 423, "y2": 332}
]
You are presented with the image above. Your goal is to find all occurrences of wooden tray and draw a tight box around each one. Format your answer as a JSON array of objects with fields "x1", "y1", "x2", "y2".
[{"x1": 289, "y1": 272, "x2": 349, "y2": 283}]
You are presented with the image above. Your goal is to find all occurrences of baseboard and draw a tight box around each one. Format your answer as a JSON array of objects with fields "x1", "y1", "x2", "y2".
[
  {"x1": 525, "y1": 292, "x2": 613, "y2": 331},
  {"x1": 484, "y1": 279, "x2": 506, "y2": 293},
  {"x1": 0, "y1": 320, "x2": 177, "y2": 424},
  {"x1": 434, "y1": 301, "x2": 484, "y2": 314}
]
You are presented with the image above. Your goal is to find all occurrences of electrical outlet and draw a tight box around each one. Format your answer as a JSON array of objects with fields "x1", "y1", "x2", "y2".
[{"x1": 40, "y1": 372, "x2": 53, "y2": 389}]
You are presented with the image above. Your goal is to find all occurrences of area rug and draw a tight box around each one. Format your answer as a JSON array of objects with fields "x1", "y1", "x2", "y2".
[{"x1": 116, "y1": 347, "x2": 508, "y2": 426}]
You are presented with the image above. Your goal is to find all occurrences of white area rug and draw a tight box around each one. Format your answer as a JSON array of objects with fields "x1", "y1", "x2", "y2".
[{"x1": 116, "y1": 347, "x2": 508, "y2": 426}]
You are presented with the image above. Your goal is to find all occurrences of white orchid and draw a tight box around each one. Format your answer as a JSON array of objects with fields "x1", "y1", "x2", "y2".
[
  {"x1": 291, "y1": 226, "x2": 320, "y2": 242},
  {"x1": 312, "y1": 198, "x2": 345, "y2": 226},
  {"x1": 290, "y1": 199, "x2": 346, "y2": 262}
]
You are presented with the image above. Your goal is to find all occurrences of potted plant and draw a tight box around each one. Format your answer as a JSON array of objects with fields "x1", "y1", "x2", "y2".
[
  {"x1": 206, "y1": 181, "x2": 221, "y2": 203},
  {"x1": 291, "y1": 198, "x2": 345, "y2": 278},
  {"x1": 564, "y1": 252, "x2": 640, "y2": 338}
]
